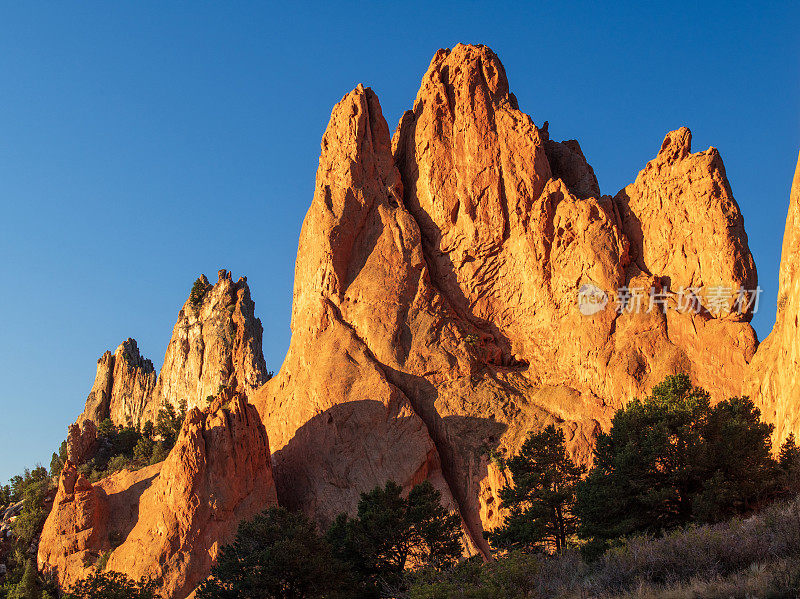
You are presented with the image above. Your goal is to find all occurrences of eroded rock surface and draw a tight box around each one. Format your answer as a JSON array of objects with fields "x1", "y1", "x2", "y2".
[
  {"x1": 58, "y1": 42, "x2": 771, "y2": 583},
  {"x1": 39, "y1": 392, "x2": 277, "y2": 598},
  {"x1": 78, "y1": 339, "x2": 156, "y2": 428},
  {"x1": 255, "y1": 44, "x2": 760, "y2": 552},
  {"x1": 76, "y1": 271, "x2": 268, "y2": 430},
  {"x1": 145, "y1": 270, "x2": 268, "y2": 422}
]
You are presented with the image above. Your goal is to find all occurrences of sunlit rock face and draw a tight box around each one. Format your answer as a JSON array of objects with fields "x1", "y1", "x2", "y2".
[
  {"x1": 39, "y1": 392, "x2": 277, "y2": 599},
  {"x1": 76, "y1": 270, "x2": 268, "y2": 430},
  {"x1": 254, "y1": 43, "x2": 760, "y2": 552},
  {"x1": 748, "y1": 151, "x2": 800, "y2": 447}
]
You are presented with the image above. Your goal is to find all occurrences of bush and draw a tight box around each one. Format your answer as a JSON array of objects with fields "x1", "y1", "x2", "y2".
[
  {"x1": 586, "y1": 496, "x2": 800, "y2": 595},
  {"x1": 63, "y1": 571, "x2": 159, "y2": 599},
  {"x1": 12, "y1": 478, "x2": 50, "y2": 549}
]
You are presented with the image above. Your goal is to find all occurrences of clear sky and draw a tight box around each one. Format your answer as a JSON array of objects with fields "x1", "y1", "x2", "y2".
[{"x1": 1, "y1": 2, "x2": 798, "y2": 483}]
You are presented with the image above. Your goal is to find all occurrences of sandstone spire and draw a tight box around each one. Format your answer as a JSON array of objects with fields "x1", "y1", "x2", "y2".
[
  {"x1": 75, "y1": 270, "x2": 267, "y2": 430},
  {"x1": 748, "y1": 150, "x2": 800, "y2": 445},
  {"x1": 147, "y1": 270, "x2": 268, "y2": 422},
  {"x1": 252, "y1": 84, "x2": 463, "y2": 538}
]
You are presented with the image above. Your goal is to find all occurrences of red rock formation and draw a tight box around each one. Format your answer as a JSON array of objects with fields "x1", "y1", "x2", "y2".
[
  {"x1": 78, "y1": 339, "x2": 156, "y2": 428},
  {"x1": 255, "y1": 44, "x2": 760, "y2": 551},
  {"x1": 39, "y1": 392, "x2": 277, "y2": 598},
  {"x1": 252, "y1": 84, "x2": 461, "y2": 536},
  {"x1": 66, "y1": 420, "x2": 97, "y2": 464},
  {"x1": 55, "y1": 42, "x2": 769, "y2": 583},
  {"x1": 748, "y1": 150, "x2": 800, "y2": 446}
]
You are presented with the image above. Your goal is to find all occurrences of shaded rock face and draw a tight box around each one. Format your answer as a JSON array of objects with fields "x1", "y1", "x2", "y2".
[
  {"x1": 39, "y1": 392, "x2": 277, "y2": 598},
  {"x1": 66, "y1": 420, "x2": 97, "y2": 464},
  {"x1": 77, "y1": 271, "x2": 267, "y2": 430},
  {"x1": 78, "y1": 339, "x2": 156, "y2": 427},
  {"x1": 145, "y1": 269, "x2": 268, "y2": 422},
  {"x1": 254, "y1": 43, "x2": 760, "y2": 552},
  {"x1": 748, "y1": 151, "x2": 800, "y2": 446}
]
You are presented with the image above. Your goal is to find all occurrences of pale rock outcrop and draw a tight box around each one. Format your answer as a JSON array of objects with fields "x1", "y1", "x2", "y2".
[
  {"x1": 76, "y1": 272, "x2": 268, "y2": 430},
  {"x1": 748, "y1": 150, "x2": 800, "y2": 446},
  {"x1": 145, "y1": 270, "x2": 268, "y2": 422},
  {"x1": 78, "y1": 339, "x2": 156, "y2": 428},
  {"x1": 39, "y1": 392, "x2": 277, "y2": 598}
]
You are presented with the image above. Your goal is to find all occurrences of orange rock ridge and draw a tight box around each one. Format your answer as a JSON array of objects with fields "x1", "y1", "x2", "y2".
[
  {"x1": 42, "y1": 43, "x2": 800, "y2": 598},
  {"x1": 254, "y1": 44, "x2": 760, "y2": 554}
]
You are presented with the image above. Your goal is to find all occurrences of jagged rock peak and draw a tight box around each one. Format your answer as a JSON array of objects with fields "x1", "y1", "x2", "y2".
[
  {"x1": 146, "y1": 269, "x2": 268, "y2": 421},
  {"x1": 615, "y1": 126, "x2": 757, "y2": 321},
  {"x1": 253, "y1": 82, "x2": 462, "y2": 539},
  {"x1": 77, "y1": 337, "x2": 156, "y2": 428}
]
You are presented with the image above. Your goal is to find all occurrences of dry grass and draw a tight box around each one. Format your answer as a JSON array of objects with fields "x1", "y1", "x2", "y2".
[{"x1": 410, "y1": 497, "x2": 800, "y2": 598}]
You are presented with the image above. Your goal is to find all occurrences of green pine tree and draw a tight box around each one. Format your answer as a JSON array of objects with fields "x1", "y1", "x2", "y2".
[
  {"x1": 196, "y1": 507, "x2": 350, "y2": 599},
  {"x1": 327, "y1": 481, "x2": 462, "y2": 596},
  {"x1": 487, "y1": 424, "x2": 585, "y2": 554},
  {"x1": 575, "y1": 374, "x2": 777, "y2": 556}
]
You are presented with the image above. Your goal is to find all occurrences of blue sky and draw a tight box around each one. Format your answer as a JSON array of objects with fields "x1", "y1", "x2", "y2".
[{"x1": 0, "y1": 2, "x2": 798, "y2": 483}]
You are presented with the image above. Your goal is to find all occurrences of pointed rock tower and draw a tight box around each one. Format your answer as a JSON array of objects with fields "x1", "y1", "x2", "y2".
[
  {"x1": 77, "y1": 338, "x2": 156, "y2": 427},
  {"x1": 75, "y1": 270, "x2": 268, "y2": 430},
  {"x1": 146, "y1": 269, "x2": 268, "y2": 422},
  {"x1": 748, "y1": 150, "x2": 800, "y2": 445}
]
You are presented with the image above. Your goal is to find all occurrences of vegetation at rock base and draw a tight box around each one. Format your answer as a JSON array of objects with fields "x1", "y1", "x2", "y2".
[
  {"x1": 197, "y1": 481, "x2": 462, "y2": 599},
  {"x1": 487, "y1": 424, "x2": 584, "y2": 554},
  {"x1": 407, "y1": 496, "x2": 800, "y2": 597},
  {"x1": 61, "y1": 400, "x2": 188, "y2": 482},
  {"x1": 63, "y1": 571, "x2": 159, "y2": 599},
  {"x1": 7, "y1": 376, "x2": 800, "y2": 598},
  {"x1": 327, "y1": 480, "x2": 463, "y2": 596},
  {"x1": 575, "y1": 374, "x2": 777, "y2": 557},
  {"x1": 197, "y1": 507, "x2": 350, "y2": 599}
]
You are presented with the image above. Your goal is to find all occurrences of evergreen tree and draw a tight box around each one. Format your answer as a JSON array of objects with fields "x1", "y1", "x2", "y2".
[
  {"x1": 487, "y1": 424, "x2": 584, "y2": 554},
  {"x1": 196, "y1": 507, "x2": 349, "y2": 599},
  {"x1": 327, "y1": 481, "x2": 462, "y2": 596},
  {"x1": 779, "y1": 433, "x2": 800, "y2": 493},
  {"x1": 155, "y1": 399, "x2": 187, "y2": 448},
  {"x1": 575, "y1": 375, "x2": 777, "y2": 555}
]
